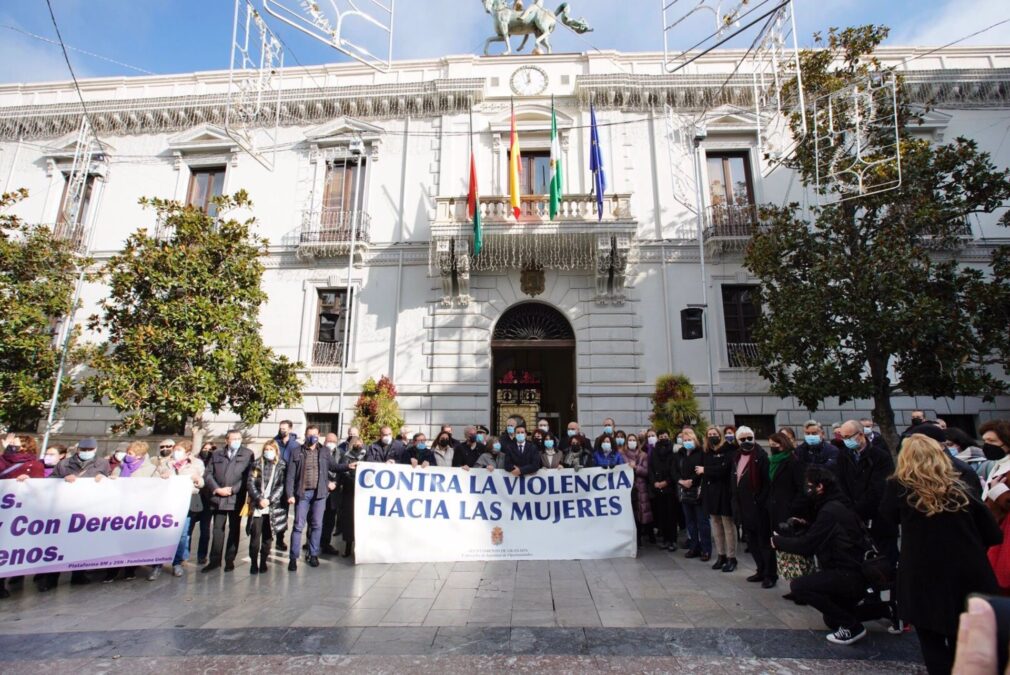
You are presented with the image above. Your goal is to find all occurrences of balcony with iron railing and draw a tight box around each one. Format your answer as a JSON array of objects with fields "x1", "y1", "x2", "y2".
[
  {"x1": 431, "y1": 193, "x2": 637, "y2": 271},
  {"x1": 727, "y1": 342, "x2": 761, "y2": 369},
  {"x1": 296, "y1": 208, "x2": 371, "y2": 260},
  {"x1": 703, "y1": 203, "x2": 760, "y2": 256},
  {"x1": 311, "y1": 340, "x2": 345, "y2": 368},
  {"x1": 51, "y1": 220, "x2": 87, "y2": 252}
]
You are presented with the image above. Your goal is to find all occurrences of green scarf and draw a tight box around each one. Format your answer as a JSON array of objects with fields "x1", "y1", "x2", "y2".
[{"x1": 768, "y1": 450, "x2": 791, "y2": 481}]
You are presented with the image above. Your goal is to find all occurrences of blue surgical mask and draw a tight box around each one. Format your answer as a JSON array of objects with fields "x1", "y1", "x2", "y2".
[
  {"x1": 683, "y1": 441, "x2": 695, "y2": 451},
  {"x1": 516, "y1": 433, "x2": 526, "y2": 443},
  {"x1": 863, "y1": 427, "x2": 873, "y2": 436},
  {"x1": 476, "y1": 434, "x2": 485, "y2": 443},
  {"x1": 725, "y1": 434, "x2": 735, "y2": 442},
  {"x1": 544, "y1": 439, "x2": 555, "y2": 449},
  {"x1": 947, "y1": 446, "x2": 958, "y2": 457},
  {"x1": 229, "y1": 440, "x2": 241, "y2": 451},
  {"x1": 78, "y1": 450, "x2": 96, "y2": 461},
  {"x1": 567, "y1": 429, "x2": 577, "y2": 437},
  {"x1": 601, "y1": 442, "x2": 612, "y2": 453},
  {"x1": 616, "y1": 437, "x2": 625, "y2": 446},
  {"x1": 603, "y1": 425, "x2": 613, "y2": 435},
  {"x1": 843, "y1": 437, "x2": 860, "y2": 451},
  {"x1": 416, "y1": 442, "x2": 427, "y2": 450},
  {"x1": 507, "y1": 425, "x2": 515, "y2": 434},
  {"x1": 492, "y1": 442, "x2": 502, "y2": 453},
  {"x1": 804, "y1": 434, "x2": 821, "y2": 446}
]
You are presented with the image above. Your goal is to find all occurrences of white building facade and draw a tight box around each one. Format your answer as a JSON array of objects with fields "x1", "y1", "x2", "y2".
[{"x1": 1, "y1": 47, "x2": 1008, "y2": 442}]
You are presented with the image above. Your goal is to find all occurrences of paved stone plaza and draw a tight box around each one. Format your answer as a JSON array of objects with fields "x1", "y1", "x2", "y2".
[{"x1": 0, "y1": 545, "x2": 924, "y2": 672}]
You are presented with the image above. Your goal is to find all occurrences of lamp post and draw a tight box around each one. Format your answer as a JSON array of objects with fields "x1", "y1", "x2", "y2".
[{"x1": 691, "y1": 124, "x2": 717, "y2": 424}]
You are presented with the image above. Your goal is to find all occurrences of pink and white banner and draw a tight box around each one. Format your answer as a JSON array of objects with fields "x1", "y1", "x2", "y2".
[{"x1": 0, "y1": 477, "x2": 192, "y2": 578}]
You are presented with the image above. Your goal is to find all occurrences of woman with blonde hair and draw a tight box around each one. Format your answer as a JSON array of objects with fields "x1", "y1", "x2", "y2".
[
  {"x1": 880, "y1": 434, "x2": 1002, "y2": 675},
  {"x1": 247, "y1": 439, "x2": 286, "y2": 573}
]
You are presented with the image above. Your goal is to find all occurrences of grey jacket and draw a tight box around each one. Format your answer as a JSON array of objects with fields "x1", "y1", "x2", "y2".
[{"x1": 204, "y1": 446, "x2": 254, "y2": 511}]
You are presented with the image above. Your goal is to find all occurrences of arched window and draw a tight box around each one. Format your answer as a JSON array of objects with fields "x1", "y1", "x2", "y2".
[{"x1": 492, "y1": 303, "x2": 574, "y2": 342}]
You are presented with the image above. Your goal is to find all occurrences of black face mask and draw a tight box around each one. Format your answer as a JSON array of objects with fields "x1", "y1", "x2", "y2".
[
  {"x1": 5, "y1": 444, "x2": 18, "y2": 454},
  {"x1": 439, "y1": 438, "x2": 450, "y2": 447},
  {"x1": 160, "y1": 448, "x2": 173, "y2": 458},
  {"x1": 911, "y1": 417, "x2": 924, "y2": 426},
  {"x1": 984, "y1": 443, "x2": 1007, "y2": 461}
]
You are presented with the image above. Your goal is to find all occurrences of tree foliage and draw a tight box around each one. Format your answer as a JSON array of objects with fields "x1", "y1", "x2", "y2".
[
  {"x1": 352, "y1": 376, "x2": 404, "y2": 442},
  {"x1": 82, "y1": 191, "x2": 303, "y2": 434},
  {"x1": 746, "y1": 25, "x2": 1010, "y2": 450},
  {"x1": 0, "y1": 189, "x2": 84, "y2": 431},
  {"x1": 650, "y1": 374, "x2": 707, "y2": 436}
]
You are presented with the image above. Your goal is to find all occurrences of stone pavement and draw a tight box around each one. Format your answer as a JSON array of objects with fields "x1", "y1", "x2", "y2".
[{"x1": 0, "y1": 545, "x2": 925, "y2": 672}]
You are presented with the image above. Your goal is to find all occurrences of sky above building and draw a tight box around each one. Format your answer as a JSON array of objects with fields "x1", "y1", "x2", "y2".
[{"x1": 0, "y1": 0, "x2": 1007, "y2": 85}]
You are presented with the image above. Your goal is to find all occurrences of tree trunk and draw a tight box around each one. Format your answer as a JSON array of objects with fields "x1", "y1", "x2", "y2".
[{"x1": 868, "y1": 356, "x2": 900, "y2": 455}]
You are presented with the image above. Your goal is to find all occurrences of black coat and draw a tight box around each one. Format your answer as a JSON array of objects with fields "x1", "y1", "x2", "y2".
[
  {"x1": 766, "y1": 453, "x2": 810, "y2": 531},
  {"x1": 204, "y1": 447, "x2": 254, "y2": 511},
  {"x1": 365, "y1": 439, "x2": 406, "y2": 463},
  {"x1": 246, "y1": 458, "x2": 287, "y2": 535},
  {"x1": 285, "y1": 443, "x2": 343, "y2": 501},
  {"x1": 505, "y1": 442, "x2": 541, "y2": 475},
  {"x1": 648, "y1": 440, "x2": 675, "y2": 496},
  {"x1": 701, "y1": 447, "x2": 734, "y2": 517},
  {"x1": 732, "y1": 447, "x2": 770, "y2": 531},
  {"x1": 679, "y1": 445, "x2": 706, "y2": 485},
  {"x1": 844, "y1": 443, "x2": 895, "y2": 541},
  {"x1": 453, "y1": 441, "x2": 485, "y2": 468},
  {"x1": 879, "y1": 480, "x2": 1002, "y2": 635},
  {"x1": 337, "y1": 447, "x2": 367, "y2": 543},
  {"x1": 773, "y1": 488, "x2": 864, "y2": 573}
]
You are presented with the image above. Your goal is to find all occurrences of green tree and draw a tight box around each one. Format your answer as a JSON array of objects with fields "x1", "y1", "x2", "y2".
[
  {"x1": 746, "y1": 26, "x2": 1010, "y2": 451},
  {"x1": 82, "y1": 191, "x2": 303, "y2": 437},
  {"x1": 352, "y1": 376, "x2": 404, "y2": 443},
  {"x1": 650, "y1": 374, "x2": 707, "y2": 436},
  {"x1": 0, "y1": 188, "x2": 85, "y2": 431}
]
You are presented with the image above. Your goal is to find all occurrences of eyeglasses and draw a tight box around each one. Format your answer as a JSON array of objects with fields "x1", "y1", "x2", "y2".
[
  {"x1": 839, "y1": 431, "x2": 860, "y2": 441},
  {"x1": 159, "y1": 445, "x2": 174, "y2": 450}
]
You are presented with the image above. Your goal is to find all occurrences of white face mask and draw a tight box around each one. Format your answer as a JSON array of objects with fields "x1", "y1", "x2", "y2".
[
  {"x1": 381, "y1": 435, "x2": 393, "y2": 445},
  {"x1": 538, "y1": 425, "x2": 549, "y2": 432},
  {"x1": 173, "y1": 449, "x2": 186, "y2": 462},
  {"x1": 43, "y1": 454, "x2": 60, "y2": 466},
  {"x1": 325, "y1": 442, "x2": 338, "y2": 451},
  {"x1": 263, "y1": 450, "x2": 277, "y2": 462},
  {"x1": 78, "y1": 450, "x2": 96, "y2": 461},
  {"x1": 627, "y1": 440, "x2": 638, "y2": 450},
  {"x1": 114, "y1": 451, "x2": 127, "y2": 462}
]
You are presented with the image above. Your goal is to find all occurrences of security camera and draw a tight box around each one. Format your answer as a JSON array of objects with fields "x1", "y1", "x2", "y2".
[{"x1": 692, "y1": 124, "x2": 708, "y2": 144}]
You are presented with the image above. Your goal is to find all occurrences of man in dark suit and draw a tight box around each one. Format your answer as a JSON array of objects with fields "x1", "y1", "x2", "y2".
[
  {"x1": 203, "y1": 429, "x2": 254, "y2": 573},
  {"x1": 286, "y1": 425, "x2": 345, "y2": 571},
  {"x1": 505, "y1": 424, "x2": 540, "y2": 477}
]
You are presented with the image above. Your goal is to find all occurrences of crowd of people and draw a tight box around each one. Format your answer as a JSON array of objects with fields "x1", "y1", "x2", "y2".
[{"x1": 2, "y1": 412, "x2": 1010, "y2": 674}]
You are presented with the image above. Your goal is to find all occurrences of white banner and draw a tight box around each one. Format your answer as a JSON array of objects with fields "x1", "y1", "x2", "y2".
[
  {"x1": 0, "y1": 477, "x2": 192, "y2": 578},
  {"x1": 354, "y1": 465, "x2": 636, "y2": 563}
]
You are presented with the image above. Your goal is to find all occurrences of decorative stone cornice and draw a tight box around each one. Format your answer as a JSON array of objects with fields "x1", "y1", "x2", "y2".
[
  {"x1": 0, "y1": 78, "x2": 486, "y2": 141},
  {"x1": 576, "y1": 68, "x2": 1010, "y2": 111}
]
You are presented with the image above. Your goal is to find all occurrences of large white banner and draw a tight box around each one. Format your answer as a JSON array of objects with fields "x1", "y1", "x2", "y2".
[
  {"x1": 354, "y1": 465, "x2": 636, "y2": 563},
  {"x1": 0, "y1": 477, "x2": 192, "y2": 578}
]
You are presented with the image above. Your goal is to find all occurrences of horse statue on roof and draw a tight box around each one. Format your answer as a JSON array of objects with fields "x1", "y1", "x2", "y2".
[{"x1": 482, "y1": 0, "x2": 593, "y2": 56}]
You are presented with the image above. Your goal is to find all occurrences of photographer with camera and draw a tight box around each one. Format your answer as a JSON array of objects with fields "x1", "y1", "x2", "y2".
[{"x1": 772, "y1": 465, "x2": 869, "y2": 646}]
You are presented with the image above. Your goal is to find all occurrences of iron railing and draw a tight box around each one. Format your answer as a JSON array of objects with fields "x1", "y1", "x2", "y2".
[
  {"x1": 312, "y1": 341, "x2": 345, "y2": 368},
  {"x1": 727, "y1": 342, "x2": 761, "y2": 368},
  {"x1": 704, "y1": 203, "x2": 760, "y2": 240}
]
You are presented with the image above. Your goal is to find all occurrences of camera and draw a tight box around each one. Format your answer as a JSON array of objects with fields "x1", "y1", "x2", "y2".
[{"x1": 775, "y1": 517, "x2": 808, "y2": 537}]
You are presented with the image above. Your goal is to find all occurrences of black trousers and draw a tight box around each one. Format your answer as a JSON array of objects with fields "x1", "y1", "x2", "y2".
[
  {"x1": 790, "y1": 569, "x2": 866, "y2": 630},
  {"x1": 743, "y1": 521, "x2": 776, "y2": 579},
  {"x1": 916, "y1": 627, "x2": 955, "y2": 675},
  {"x1": 248, "y1": 514, "x2": 273, "y2": 566},
  {"x1": 209, "y1": 509, "x2": 242, "y2": 566},
  {"x1": 652, "y1": 492, "x2": 676, "y2": 542}
]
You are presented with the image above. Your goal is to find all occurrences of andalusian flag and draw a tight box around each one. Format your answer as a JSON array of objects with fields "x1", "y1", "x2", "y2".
[
  {"x1": 508, "y1": 99, "x2": 521, "y2": 219},
  {"x1": 549, "y1": 97, "x2": 563, "y2": 220},
  {"x1": 468, "y1": 141, "x2": 482, "y2": 255}
]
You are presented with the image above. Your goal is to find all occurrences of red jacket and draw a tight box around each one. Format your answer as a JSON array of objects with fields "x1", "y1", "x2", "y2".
[{"x1": 0, "y1": 451, "x2": 46, "y2": 479}]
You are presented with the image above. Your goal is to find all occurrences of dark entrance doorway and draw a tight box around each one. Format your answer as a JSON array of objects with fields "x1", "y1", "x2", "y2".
[{"x1": 491, "y1": 302, "x2": 576, "y2": 437}]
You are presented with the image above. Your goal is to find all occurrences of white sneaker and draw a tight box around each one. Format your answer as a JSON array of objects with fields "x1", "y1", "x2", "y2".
[
  {"x1": 172, "y1": 565, "x2": 184, "y2": 578},
  {"x1": 826, "y1": 625, "x2": 867, "y2": 646},
  {"x1": 147, "y1": 566, "x2": 162, "y2": 581}
]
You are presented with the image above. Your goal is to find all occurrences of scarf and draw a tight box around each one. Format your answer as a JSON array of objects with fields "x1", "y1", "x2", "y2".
[
  {"x1": 768, "y1": 450, "x2": 791, "y2": 481},
  {"x1": 736, "y1": 444, "x2": 761, "y2": 491},
  {"x1": 119, "y1": 454, "x2": 143, "y2": 478}
]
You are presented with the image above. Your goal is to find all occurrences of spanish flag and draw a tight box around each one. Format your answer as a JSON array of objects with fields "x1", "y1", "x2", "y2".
[{"x1": 508, "y1": 99, "x2": 521, "y2": 220}]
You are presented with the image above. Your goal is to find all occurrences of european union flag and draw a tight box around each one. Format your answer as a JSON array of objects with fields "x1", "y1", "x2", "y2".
[{"x1": 589, "y1": 104, "x2": 606, "y2": 222}]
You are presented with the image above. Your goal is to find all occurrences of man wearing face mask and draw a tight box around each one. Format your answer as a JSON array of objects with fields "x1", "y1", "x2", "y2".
[
  {"x1": 499, "y1": 417, "x2": 519, "y2": 454},
  {"x1": 319, "y1": 432, "x2": 344, "y2": 556},
  {"x1": 202, "y1": 429, "x2": 253, "y2": 573},
  {"x1": 561, "y1": 421, "x2": 582, "y2": 451},
  {"x1": 505, "y1": 425, "x2": 540, "y2": 477},
  {"x1": 836, "y1": 420, "x2": 894, "y2": 558},
  {"x1": 52, "y1": 438, "x2": 111, "y2": 482},
  {"x1": 285, "y1": 426, "x2": 342, "y2": 570},
  {"x1": 366, "y1": 425, "x2": 406, "y2": 464},
  {"x1": 336, "y1": 435, "x2": 365, "y2": 557},
  {"x1": 796, "y1": 421, "x2": 840, "y2": 471},
  {"x1": 900, "y1": 410, "x2": 927, "y2": 444},
  {"x1": 454, "y1": 426, "x2": 485, "y2": 469},
  {"x1": 858, "y1": 418, "x2": 889, "y2": 454},
  {"x1": 594, "y1": 418, "x2": 616, "y2": 453}
]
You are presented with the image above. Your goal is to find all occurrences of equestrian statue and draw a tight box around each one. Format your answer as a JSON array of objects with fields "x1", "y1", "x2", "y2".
[{"x1": 482, "y1": 0, "x2": 593, "y2": 56}]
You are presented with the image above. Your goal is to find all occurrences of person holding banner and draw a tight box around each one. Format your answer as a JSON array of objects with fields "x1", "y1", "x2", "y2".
[
  {"x1": 562, "y1": 434, "x2": 594, "y2": 470},
  {"x1": 505, "y1": 424, "x2": 540, "y2": 477},
  {"x1": 540, "y1": 433, "x2": 563, "y2": 469},
  {"x1": 476, "y1": 440, "x2": 507, "y2": 471},
  {"x1": 1, "y1": 434, "x2": 45, "y2": 480},
  {"x1": 145, "y1": 440, "x2": 205, "y2": 580},
  {"x1": 454, "y1": 427, "x2": 486, "y2": 469},
  {"x1": 366, "y1": 426, "x2": 406, "y2": 464},
  {"x1": 42, "y1": 444, "x2": 67, "y2": 477},
  {"x1": 112, "y1": 440, "x2": 160, "y2": 479},
  {"x1": 247, "y1": 439, "x2": 286, "y2": 574},
  {"x1": 203, "y1": 430, "x2": 253, "y2": 573},
  {"x1": 594, "y1": 435, "x2": 626, "y2": 470},
  {"x1": 402, "y1": 433, "x2": 430, "y2": 467}
]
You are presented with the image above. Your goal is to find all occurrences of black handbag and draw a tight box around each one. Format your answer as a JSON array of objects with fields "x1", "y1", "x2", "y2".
[
  {"x1": 678, "y1": 482, "x2": 702, "y2": 505},
  {"x1": 857, "y1": 518, "x2": 894, "y2": 589}
]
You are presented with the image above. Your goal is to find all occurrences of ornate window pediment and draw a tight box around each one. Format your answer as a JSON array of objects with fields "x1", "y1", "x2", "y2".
[
  {"x1": 44, "y1": 132, "x2": 114, "y2": 162},
  {"x1": 706, "y1": 109, "x2": 760, "y2": 135},
  {"x1": 488, "y1": 104, "x2": 576, "y2": 135},
  {"x1": 305, "y1": 117, "x2": 384, "y2": 161}
]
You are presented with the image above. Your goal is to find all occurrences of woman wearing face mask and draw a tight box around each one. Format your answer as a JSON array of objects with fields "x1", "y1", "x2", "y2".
[
  {"x1": 476, "y1": 439, "x2": 507, "y2": 471},
  {"x1": 150, "y1": 440, "x2": 205, "y2": 580},
  {"x1": 246, "y1": 440, "x2": 286, "y2": 573},
  {"x1": 698, "y1": 428, "x2": 737, "y2": 572},
  {"x1": 678, "y1": 429, "x2": 711, "y2": 561},
  {"x1": 112, "y1": 440, "x2": 159, "y2": 478},
  {"x1": 336, "y1": 437, "x2": 366, "y2": 557},
  {"x1": 980, "y1": 420, "x2": 1010, "y2": 462},
  {"x1": 943, "y1": 427, "x2": 988, "y2": 477},
  {"x1": 623, "y1": 434, "x2": 654, "y2": 548},
  {"x1": 540, "y1": 433, "x2": 562, "y2": 469},
  {"x1": 189, "y1": 442, "x2": 216, "y2": 564},
  {"x1": 649, "y1": 433, "x2": 677, "y2": 551},
  {"x1": 562, "y1": 435, "x2": 593, "y2": 470},
  {"x1": 1, "y1": 434, "x2": 46, "y2": 480},
  {"x1": 731, "y1": 427, "x2": 772, "y2": 583},
  {"x1": 42, "y1": 444, "x2": 67, "y2": 477},
  {"x1": 430, "y1": 432, "x2": 456, "y2": 467},
  {"x1": 614, "y1": 430, "x2": 627, "y2": 454},
  {"x1": 765, "y1": 432, "x2": 810, "y2": 589},
  {"x1": 593, "y1": 434, "x2": 626, "y2": 469}
]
